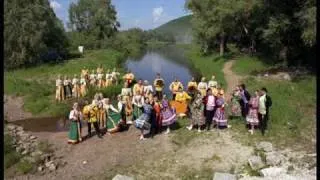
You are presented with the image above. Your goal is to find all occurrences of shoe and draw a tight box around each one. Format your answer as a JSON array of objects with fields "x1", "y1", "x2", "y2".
[
  {"x1": 165, "y1": 128, "x2": 170, "y2": 134},
  {"x1": 227, "y1": 125, "x2": 232, "y2": 128},
  {"x1": 186, "y1": 125, "x2": 192, "y2": 131},
  {"x1": 139, "y1": 135, "x2": 145, "y2": 140},
  {"x1": 198, "y1": 129, "x2": 202, "y2": 132}
]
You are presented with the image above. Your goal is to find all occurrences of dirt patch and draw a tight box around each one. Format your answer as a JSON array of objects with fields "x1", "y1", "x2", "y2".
[{"x1": 4, "y1": 95, "x2": 33, "y2": 122}]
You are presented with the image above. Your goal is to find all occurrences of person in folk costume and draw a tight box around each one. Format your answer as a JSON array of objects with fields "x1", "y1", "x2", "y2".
[
  {"x1": 143, "y1": 80, "x2": 154, "y2": 100},
  {"x1": 96, "y1": 65, "x2": 105, "y2": 88},
  {"x1": 125, "y1": 97, "x2": 134, "y2": 125},
  {"x1": 153, "y1": 73, "x2": 165, "y2": 100},
  {"x1": 258, "y1": 87, "x2": 272, "y2": 136},
  {"x1": 161, "y1": 95, "x2": 177, "y2": 134},
  {"x1": 187, "y1": 77, "x2": 198, "y2": 100},
  {"x1": 105, "y1": 69, "x2": 112, "y2": 88},
  {"x1": 82, "y1": 66, "x2": 89, "y2": 83},
  {"x1": 87, "y1": 100, "x2": 103, "y2": 138},
  {"x1": 198, "y1": 77, "x2": 208, "y2": 97},
  {"x1": 246, "y1": 90, "x2": 260, "y2": 135},
  {"x1": 55, "y1": 74, "x2": 65, "y2": 101},
  {"x1": 169, "y1": 77, "x2": 184, "y2": 100},
  {"x1": 123, "y1": 70, "x2": 135, "y2": 87},
  {"x1": 89, "y1": 70, "x2": 97, "y2": 86},
  {"x1": 80, "y1": 74, "x2": 87, "y2": 97},
  {"x1": 97, "y1": 93, "x2": 107, "y2": 129},
  {"x1": 153, "y1": 95, "x2": 162, "y2": 134},
  {"x1": 230, "y1": 86, "x2": 242, "y2": 118},
  {"x1": 208, "y1": 75, "x2": 218, "y2": 90},
  {"x1": 133, "y1": 79, "x2": 144, "y2": 96},
  {"x1": 111, "y1": 67, "x2": 120, "y2": 85},
  {"x1": 63, "y1": 75, "x2": 73, "y2": 99},
  {"x1": 187, "y1": 92, "x2": 205, "y2": 132},
  {"x1": 72, "y1": 74, "x2": 81, "y2": 98},
  {"x1": 239, "y1": 84, "x2": 251, "y2": 120},
  {"x1": 132, "y1": 91, "x2": 145, "y2": 120},
  {"x1": 68, "y1": 103, "x2": 83, "y2": 144},
  {"x1": 134, "y1": 97, "x2": 153, "y2": 140},
  {"x1": 202, "y1": 88, "x2": 216, "y2": 131},
  {"x1": 121, "y1": 82, "x2": 132, "y2": 103},
  {"x1": 104, "y1": 98, "x2": 128, "y2": 134},
  {"x1": 212, "y1": 90, "x2": 230, "y2": 129},
  {"x1": 170, "y1": 86, "x2": 192, "y2": 118}
]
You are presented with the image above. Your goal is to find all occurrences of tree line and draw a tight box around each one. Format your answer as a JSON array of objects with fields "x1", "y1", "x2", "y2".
[
  {"x1": 186, "y1": 0, "x2": 316, "y2": 67},
  {"x1": 4, "y1": 0, "x2": 174, "y2": 70}
]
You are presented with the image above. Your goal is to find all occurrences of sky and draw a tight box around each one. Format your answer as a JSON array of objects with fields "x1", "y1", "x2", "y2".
[{"x1": 49, "y1": 0, "x2": 191, "y2": 30}]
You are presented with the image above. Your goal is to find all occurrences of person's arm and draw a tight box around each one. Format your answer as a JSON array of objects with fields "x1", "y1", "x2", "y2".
[
  {"x1": 169, "y1": 83, "x2": 173, "y2": 91},
  {"x1": 109, "y1": 105, "x2": 119, "y2": 113}
]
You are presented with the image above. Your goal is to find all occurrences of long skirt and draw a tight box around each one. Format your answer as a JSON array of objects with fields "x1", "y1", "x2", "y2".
[
  {"x1": 80, "y1": 85, "x2": 87, "y2": 97},
  {"x1": 170, "y1": 101, "x2": 188, "y2": 117},
  {"x1": 90, "y1": 79, "x2": 96, "y2": 86},
  {"x1": 105, "y1": 79, "x2": 112, "y2": 87},
  {"x1": 97, "y1": 79, "x2": 105, "y2": 88},
  {"x1": 246, "y1": 108, "x2": 259, "y2": 126},
  {"x1": 99, "y1": 110, "x2": 106, "y2": 128},
  {"x1": 199, "y1": 89, "x2": 206, "y2": 97},
  {"x1": 133, "y1": 106, "x2": 143, "y2": 120},
  {"x1": 72, "y1": 84, "x2": 81, "y2": 98},
  {"x1": 213, "y1": 107, "x2": 228, "y2": 127},
  {"x1": 56, "y1": 85, "x2": 65, "y2": 101},
  {"x1": 191, "y1": 109, "x2": 205, "y2": 126},
  {"x1": 64, "y1": 85, "x2": 72, "y2": 98},
  {"x1": 135, "y1": 114, "x2": 151, "y2": 130},
  {"x1": 106, "y1": 111, "x2": 122, "y2": 131},
  {"x1": 161, "y1": 108, "x2": 176, "y2": 126},
  {"x1": 231, "y1": 100, "x2": 241, "y2": 117},
  {"x1": 68, "y1": 121, "x2": 81, "y2": 144}
]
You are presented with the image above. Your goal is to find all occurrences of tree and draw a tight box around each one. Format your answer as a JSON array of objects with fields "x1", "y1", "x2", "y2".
[
  {"x1": 68, "y1": 0, "x2": 120, "y2": 49},
  {"x1": 4, "y1": 0, "x2": 69, "y2": 69}
]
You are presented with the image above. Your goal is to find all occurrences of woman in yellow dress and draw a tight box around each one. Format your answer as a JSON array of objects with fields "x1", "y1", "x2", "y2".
[
  {"x1": 197, "y1": 77, "x2": 208, "y2": 97},
  {"x1": 72, "y1": 74, "x2": 81, "y2": 98},
  {"x1": 170, "y1": 86, "x2": 192, "y2": 117},
  {"x1": 55, "y1": 74, "x2": 65, "y2": 101},
  {"x1": 80, "y1": 75, "x2": 87, "y2": 97},
  {"x1": 169, "y1": 78, "x2": 184, "y2": 100},
  {"x1": 153, "y1": 73, "x2": 165, "y2": 100},
  {"x1": 105, "y1": 69, "x2": 112, "y2": 87}
]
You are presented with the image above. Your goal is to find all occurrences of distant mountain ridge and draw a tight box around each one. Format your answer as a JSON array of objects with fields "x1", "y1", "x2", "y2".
[{"x1": 153, "y1": 15, "x2": 193, "y2": 44}]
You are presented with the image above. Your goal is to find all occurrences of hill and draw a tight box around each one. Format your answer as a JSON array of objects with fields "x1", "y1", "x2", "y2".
[{"x1": 154, "y1": 15, "x2": 193, "y2": 44}]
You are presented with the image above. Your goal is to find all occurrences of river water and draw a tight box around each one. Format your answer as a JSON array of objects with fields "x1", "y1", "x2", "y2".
[{"x1": 12, "y1": 45, "x2": 200, "y2": 132}]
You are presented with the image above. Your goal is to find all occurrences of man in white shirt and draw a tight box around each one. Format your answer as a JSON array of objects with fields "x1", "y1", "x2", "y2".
[{"x1": 258, "y1": 87, "x2": 272, "y2": 135}]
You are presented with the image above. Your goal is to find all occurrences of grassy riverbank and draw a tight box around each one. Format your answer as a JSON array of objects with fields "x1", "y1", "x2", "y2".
[{"x1": 4, "y1": 49, "x2": 126, "y2": 117}]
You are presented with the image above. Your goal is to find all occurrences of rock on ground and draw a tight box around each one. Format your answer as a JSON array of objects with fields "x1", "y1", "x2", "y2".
[
  {"x1": 265, "y1": 152, "x2": 284, "y2": 166},
  {"x1": 256, "y1": 142, "x2": 273, "y2": 152},
  {"x1": 213, "y1": 172, "x2": 237, "y2": 180},
  {"x1": 112, "y1": 174, "x2": 134, "y2": 180},
  {"x1": 260, "y1": 167, "x2": 286, "y2": 177},
  {"x1": 248, "y1": 156, "x2": 265, "y2": 170}
]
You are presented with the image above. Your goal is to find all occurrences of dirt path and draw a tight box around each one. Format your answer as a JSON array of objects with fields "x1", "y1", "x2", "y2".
[{"x1": 222, "y1": 59, "x2": 245, "y2": 101}]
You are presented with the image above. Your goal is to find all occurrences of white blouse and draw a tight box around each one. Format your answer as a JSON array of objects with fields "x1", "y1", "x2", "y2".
[
  {"x1": 72, "y1": 78, "x2": 79, "y2": 85},
  {"x1": 198, "y1": 82, "x2": 208, "y2": 90},
  {"x1": 80, "y1": 78, "x2": 86, "y2": 85},
  {"x1": 208, "y1": 80, "x2": 218, "y2": 88},
  {"x1": 97, "y1": 73, "x2": 104, "y2": 79},
  {"x1": 56, "y1": 79, "x2": 62, "y2": 86},
  {"x1": 132, "y1": 95, "x2": 145, "y2": 107},
  {"x1": 69, "y1": 110, "x2": 83, "y2": 121},
  {"x1": 104, "y1": 103, "x2": 119, "y2": 113},
  {"x1": 121, "y1": 88, "x2": 132, "y2": 96},
  {"x1": 143, "y1": 85, "x2": 153, "y2": 94}
]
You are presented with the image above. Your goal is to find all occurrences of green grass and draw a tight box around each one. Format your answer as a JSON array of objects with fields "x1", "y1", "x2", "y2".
[
  {"x1": 232, "y1": 55, "x2": 272, "y2": 75},
  {"x1": 4, "y1": 134, "x2": 21, "y2": 169},
  {"x1": 4, "y1": 49, "x2": 126, "y2": 116}
]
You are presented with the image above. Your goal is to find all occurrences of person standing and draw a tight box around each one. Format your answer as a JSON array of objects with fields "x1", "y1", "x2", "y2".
[
  {"x1": 80, "y1": 74, "x2": 87, "y2": 97},
  {"x1": 161, "y1": 95, "x2": 177, "y2": 134},
  {"x1": 89, "y1": 70, "x2": 97, "y2": 86},
  {"x1": 111, "y1": 68, "x2": 120, "y2": 85},
  {"x1": 132, "y1": 91, "x2": 145, "y2": 120},
  {"x1": 55, "y1": 74, "x2": 65, "y2": 101},
  {"x1": 121, "y1": 82, "x2": 132, "y2": 103},
  {"x1": 105, "y1": 69, "x2": 112, "y2": 88},
  {"x1": 197, "y1": 77, "x2": 208, "y2": 97},
  {"x1": 123, "y1": 70, "x2": 135, "y2": 87},
  {"x1": 203, "y1": 89, "x2": 215, "y2": 131},
  {"x1": 246, "y1": 90, "x2": 260, "y2": 135},
  {"x1": 134, "y1": 97, "x2": 153, "y2": 140},
  {"x1": 88, "y1": 100, "x2": 103, "y2": 138},
  {"x1": 230, "y1": 86, "x2": 242, "y2": 118},
  {"x1": 64, "y1": 75, "x2": 73, "y2": 99},
  {"x1": 153, "y1": 96, "x2": 162, "y2": 134},
  {"x1": 258, "y1": 88, "x2": 272, "y2": 135},
  {"x1": 153, "y1": 73, "x2": 165, "y2": 100},
  {"x1": 72, "y1": 74, "x2": 81, "y2": 98},
  {"x1": 143, "y1": 80, "x2": 154, "y2": 100},
  {"x1": 212, "y1": 91, "x2": 228, "y2": 129},
  {"x1": 68, "y1": 103, "x2": 83, "y2": 144},
  {"x1": 187, "y1": 77, "x2": 198, "y2": 100},
  {"x1": 133, "y1": 79, "x2": 144, "y2": 96},
  {"x1": 239, "y1": 84, "x2": 251, "y2": 119},
  {"x1": 170, "y1": 87, "x2": 192, "y2": 117},
  {"x1": 208, "y1": 75, "x2": 218, "y2": 90},
  {"x1": 169, "y1": 78, "x2": 183, "y2": 100},
  {"x1": 187, "y1": 92, "x2": 205, "y2": 132}
]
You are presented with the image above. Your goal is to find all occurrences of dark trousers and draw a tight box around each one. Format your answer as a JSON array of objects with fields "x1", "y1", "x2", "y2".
[
  {"x1": 241, "y1": 103, "x2": 249, "y2": 118},
  {"x1": 258, "y1": 113, "x2": 269, "y2": 135},
  {"x1": 172, "y1": 94, "x2": 176, "y2": 100},
  {"x1": 87, "y1": 121, "x2": 101, "y2": 136},
  {"x1": 205, "y1": 109, "x2": 215, "y2": 130},
  {"x1": 156, "y1": 91, "x2": 163, "y2": 100}
]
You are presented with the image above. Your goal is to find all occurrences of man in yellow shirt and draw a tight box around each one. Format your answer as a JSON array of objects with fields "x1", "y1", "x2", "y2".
[
  {"x1": 153, "y1": 73, "x2": 165, "y2": 100},
  {"x1": 87, "y1": 100, "x2": 103, "y2": 138},
  {"x1": 169, "y1": 78, "x2": 184, "y2": 100}
]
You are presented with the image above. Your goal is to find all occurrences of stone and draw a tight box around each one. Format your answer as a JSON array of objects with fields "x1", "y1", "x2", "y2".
[
  {"x1": 256, "y1": 141, "x2": 273, "y2": 152},
  {"x1": 30, "y1": 135, "x2": 37, "y2": 140},
  {"x1": 38, "y1": 166, "x2": 44, "y2": 172},
  {"x1": 266, "y1": 152, "x2": 283, "y2": 166},
  {"x1": 248, "y1": 156, "x2": 265, "y2": 170},
  {"x1": 22, "y1": 149, "x2": 29, "y2": 155},
  {"x1": 260, "y1": 167, "x2": 286, "y2": 177},
  {"x1": 45, "y1": 161, "x2": 54, "y2": 168},
  {"x1": 112, "y1": 174, "x2": 134, "y2": 180},
  {"x1": 17, "y1": 126, "x2": 23, "y2": 132},
  {"x1": 212, "y1": 172, "x2": 237, "y2": 180},
  {"x1": 282, "y1": 74, "x2": 291, "y2": 81},
  {"x1": 7, "y1": 125, "x2": 16, "y2": 131},
  {"x1": 16, "y1": 146, "x2": 23, "y2": 153},
  {"x1": 48, "y1": 163, "x2": 56, "y2": 171}
]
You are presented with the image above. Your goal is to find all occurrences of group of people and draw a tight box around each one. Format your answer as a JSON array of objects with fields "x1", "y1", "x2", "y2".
[
  {"x1": 230, "y1": 84, "x2": 272, "y2": 135},
  {"x1": 67, "y1": 69, "x2": 272, "y2": 144},
  {"x1": 55, "y1": 65, "x2": 121, "y2": 101}
]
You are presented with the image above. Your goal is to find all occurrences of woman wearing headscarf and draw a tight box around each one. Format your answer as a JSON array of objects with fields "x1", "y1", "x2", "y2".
[
  {"x1": 187, "y1": 92, "x2": 205, "y2": 132},
  {"x1": 68, "y1": 103, "x2": 83, "y2": 144},
  {"x1": 212, "y1": 90, "x2": 229, "y2": 129},
  {"x1": 72, "y1": 74, "x2": 81, "y2": 98},
  {"x1": 123, "y1": 70, "x2": 135, "y2": 87},
  {"x1": 80, "y1": 74, "x2": 87, "y2": 97},
  {"x1": 121, "y1": 82, "x2": 132, "y2": 103},
  {"x1": 132, "y1": 91, "x2": 145, "y2": 120},
  {"x1": 169, "y1": 78, "x2": 184, "y2": 100},
  {"x1": 88, "y1": 100, "x2": 103, "y2": 138},
  {"x1": 111, "y1": 68, "x2": 121, "y2": 85},
  {"x1": 170, "y1": 86, "x2": 192, "y2": 117},
  {"x1": 104, "y1": 98, "x2": 127, "y2": 133},
  {"x1": 89, "y1": 70, "x2": 97, "y2": 86},
  {"x1": 187, "y1": 77, "x2": 198, "y2": 100},
  {"x1": 105, "y1": 69, "x2": 112, "y2": 88},
  {"x1": 246, "y1": 90, "x2": 260, "y2": 135},
  {"x1": 208, "y1": 75, "x2": 218, "y2": 90},
  {"x1": 97, "y1": 66, "x2": 105, "y2": 88},
  {"x1": 197, "y1": 77, "x2": 208, "y2": 97},
  {"x1": 230, "y1": 86, "x2": 242, "y2": 118},
  {"x1": 161, "y1": 95, "x2": 177, "y2": 134},
  {"x1": 55, "y1": 74, "x2": 65, "y2": 101},
  {"x1": 64, "y1": 75, "x2": 73, "y2": 99},
  {"x1": 153, "y1": 95, "x2": 162, "y2": 134},
  {"x1": 134, "y1": 97, "x2": 153, "y2": 140}
]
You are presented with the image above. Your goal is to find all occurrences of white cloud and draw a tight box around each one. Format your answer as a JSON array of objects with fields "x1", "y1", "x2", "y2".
[
  {"x1": 50, "y1": 0, "x2": 61, "y2": 10},
  {"x1": 152, "y1": 6, "x2": 164, "y2": 23}
]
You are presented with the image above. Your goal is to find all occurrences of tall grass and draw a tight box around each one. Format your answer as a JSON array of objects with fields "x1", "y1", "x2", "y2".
[{"x1": 4, "y1": 49, "x2": 126, "y2": 116}]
